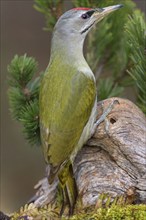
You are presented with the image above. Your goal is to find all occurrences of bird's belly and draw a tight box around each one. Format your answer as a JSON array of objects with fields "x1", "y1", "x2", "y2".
[{"x1": 70, "y1": 98, "x2": 97, "y2": 162}]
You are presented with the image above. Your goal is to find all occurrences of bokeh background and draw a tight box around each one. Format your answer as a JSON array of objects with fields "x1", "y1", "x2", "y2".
[{"x1": 1, "y1": 0, "x2": 145, "y2": 214}]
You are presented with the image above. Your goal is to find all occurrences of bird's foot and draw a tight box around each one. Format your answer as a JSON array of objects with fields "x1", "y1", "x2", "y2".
[
  {"x1": 91, "y1": 99, "x2": 119, "y2": 137},
  {"x1": 59, "y1": 186, "x2": 69, "y2": 217},
  {"x1": 59, "y1": 185, "x2": 76, "y2": 217}
]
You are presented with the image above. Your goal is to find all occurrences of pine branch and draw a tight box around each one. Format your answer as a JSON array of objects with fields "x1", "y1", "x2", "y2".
[
  {"x1": 125, "y1": 10, "x2": 146, "y2": 114},
  {"x1": 8, "y1": 54, "x2": 38, "y2": 88},
  {"x1": 19, "y1": 100, "x2": 40, "y2": 145},
  {"x1": 8, "y1": 54, "x2": 42, "y2": 145}
]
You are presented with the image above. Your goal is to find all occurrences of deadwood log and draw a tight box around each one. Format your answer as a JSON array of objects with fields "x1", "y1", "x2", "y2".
[
  {"x1": 74, "y1": 97, "x2": 146, "y2": 206},
  {"x1": 33, "y1": 97, "x2": 146, "y2": 207}
]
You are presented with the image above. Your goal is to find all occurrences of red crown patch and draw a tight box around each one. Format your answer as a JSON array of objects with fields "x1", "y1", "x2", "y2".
[{"x1": 72, "y1": 8, "x2": 92, "y2": 11}]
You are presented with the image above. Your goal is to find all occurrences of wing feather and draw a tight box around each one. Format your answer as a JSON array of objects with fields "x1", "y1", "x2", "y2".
[{"x1": 39, "y1": 65, "x2": 96, "y2": 167}]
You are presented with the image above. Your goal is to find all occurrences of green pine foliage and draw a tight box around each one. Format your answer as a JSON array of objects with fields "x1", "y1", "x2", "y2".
[
  {"x1": 8, "y1": 54, "x2": 42, "y2": 145},
  {"x1": 125, "y1": 10, "x2": 146, "y2": 114},
  {"x1": 97, "y1": 77, "x2": 124, "y2": 100},
  {"x1": 19, "y1": 100, "x2": 40, "y2": 145},
  {"x1": 8, "y1": 54, "x2": 38, "y2": 87}
]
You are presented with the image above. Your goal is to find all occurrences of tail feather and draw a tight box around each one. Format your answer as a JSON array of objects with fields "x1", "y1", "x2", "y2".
[
  {"x1": 65, "y1": 163, "x2": 78, "y2": 211},
  {"x1": 58, "y1": 161, "x2": 78, "y2": 215}
]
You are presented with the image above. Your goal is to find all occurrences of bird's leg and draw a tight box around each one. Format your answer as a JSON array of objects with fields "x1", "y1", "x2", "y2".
[{"x1": 91, "y1": 99, "x2": 119, "y2": 137}]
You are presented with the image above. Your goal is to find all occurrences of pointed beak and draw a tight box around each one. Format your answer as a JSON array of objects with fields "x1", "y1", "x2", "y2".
[
  {"x1": 93, "y1": 4, "x2": 123, "y2": 20},
  {"x1": 80, "y1": 5, "x2": 123, "y2": 34}
]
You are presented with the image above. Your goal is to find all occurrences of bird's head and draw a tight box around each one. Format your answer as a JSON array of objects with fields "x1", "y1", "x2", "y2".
[
  {"x1": 54, "y1": 5, "x2": 123, "y2": 38},
  {"x1": 51, "y1": 5, "x2": 123, "y2": 61}
]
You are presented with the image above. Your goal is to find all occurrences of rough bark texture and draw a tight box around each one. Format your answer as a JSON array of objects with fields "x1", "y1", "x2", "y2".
[
  {"x1": 32, "y1": 97, "x2": 146, "y2": 208},
  {"x1": 74, "y1": 97, "x2": 146, "y2": 206}
]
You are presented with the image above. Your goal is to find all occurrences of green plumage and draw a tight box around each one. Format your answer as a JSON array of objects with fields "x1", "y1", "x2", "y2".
[{"x1": 39, "y1": 56, "x2": 96, "y2": 171}]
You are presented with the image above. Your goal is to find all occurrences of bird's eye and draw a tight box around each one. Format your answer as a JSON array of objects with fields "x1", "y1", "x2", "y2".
[{"x1": 81, "y1": 13, "x2": 89, "y2": 19}]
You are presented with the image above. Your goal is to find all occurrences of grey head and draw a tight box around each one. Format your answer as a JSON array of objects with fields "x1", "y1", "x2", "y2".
[
  {"x1": 50, "y1": 5, "x2": 123, "y2": 63},
  {"x1": 54, "y1": 5, "x2": 123, "y2": 38}
]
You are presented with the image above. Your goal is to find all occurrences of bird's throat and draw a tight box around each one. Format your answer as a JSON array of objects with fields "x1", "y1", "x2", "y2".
[{"x1": 50, "y1": 32, "x2": 86, "y2": 68}]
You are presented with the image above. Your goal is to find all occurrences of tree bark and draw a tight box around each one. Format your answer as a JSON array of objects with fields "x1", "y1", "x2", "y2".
[{"x1": 33, "y1": 97, "x2": 146, "y2": 207}]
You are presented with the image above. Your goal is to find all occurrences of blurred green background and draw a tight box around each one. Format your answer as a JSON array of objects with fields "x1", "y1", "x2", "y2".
[{"x1": 1, "y1": 0, "x2": 145, "y2": 214}]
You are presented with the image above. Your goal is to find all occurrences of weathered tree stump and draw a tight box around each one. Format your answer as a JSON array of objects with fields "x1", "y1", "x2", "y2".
[
  {"x1": 74, "y1": 97, "x2": 146, "y2": 206},
  {"x1": 33, "y1": 97, "x2": 146, "y2": 207}
]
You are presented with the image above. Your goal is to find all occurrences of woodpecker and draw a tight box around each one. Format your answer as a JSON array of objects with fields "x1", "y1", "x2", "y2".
[{"x1": 39, "y1": 4, "x2": 123, "y2": 214}]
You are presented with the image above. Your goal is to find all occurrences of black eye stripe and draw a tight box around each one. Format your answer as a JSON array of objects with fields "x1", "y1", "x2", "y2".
[
  {"x1": 86, "y1": 10, "x2": 95, "y2": 17},
  {"x1": 81, "y1": 8, "x2": 104, "y2": 20},
  {"x1": 81, "y1": 10, "x2": 95, "y2": 19}
]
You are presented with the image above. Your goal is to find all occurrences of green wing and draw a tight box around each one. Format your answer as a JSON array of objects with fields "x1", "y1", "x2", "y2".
[{"x1": 39, "y1": 63, "x2": 96, "y2": 167}]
